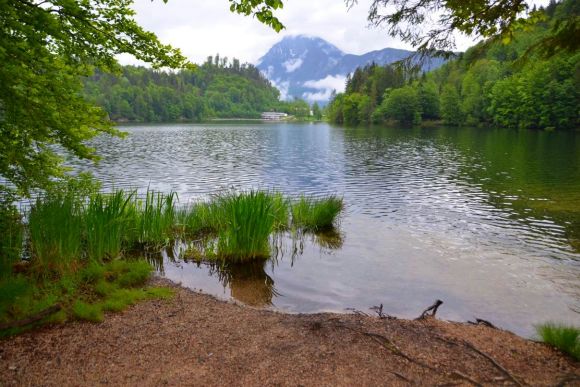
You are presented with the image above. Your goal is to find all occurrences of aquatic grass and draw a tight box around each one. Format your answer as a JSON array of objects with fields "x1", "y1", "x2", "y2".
[
  {"x1": 134, "y1": 189, "x2": 177, "y2": 246},
  {"x1": 28, "y1": 193, "x2": 84, "y2": 274},
  {"x1": 177, "y1": 201, "x2": 218, "y2": 237},
  {"x1": 84, "y1": 190, "x2": 136, "y2": 262},
  {"x1": 271, "y1": 192, "x2": 290, "y2": 231},
  {"x1": 0, "y1": 204, "x2": 23, "y2": 278},
  {"x1": 215, "y1": 191, "x2": 276, "y2": 260},
  {"x1": 536, "y1": 323, "x2": 580, "y2": 360},
  {"x1": 291, "y1": 195, "x2": 343, "y2": 232}
]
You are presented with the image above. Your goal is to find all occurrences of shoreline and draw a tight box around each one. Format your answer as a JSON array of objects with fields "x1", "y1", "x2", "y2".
[{"x1": 1, "y1": 278, "x2": 578, "y2": 386}]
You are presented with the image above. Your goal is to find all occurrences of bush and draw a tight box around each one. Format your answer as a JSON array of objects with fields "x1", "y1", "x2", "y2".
[{"x1": 536, "y1": 322, "x2": 580, "y2": 360}]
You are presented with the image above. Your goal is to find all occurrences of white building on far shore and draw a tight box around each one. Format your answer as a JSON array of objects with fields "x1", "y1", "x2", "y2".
[{"x1": 261, "y1": 112, "x2": 288, "y2": 121}]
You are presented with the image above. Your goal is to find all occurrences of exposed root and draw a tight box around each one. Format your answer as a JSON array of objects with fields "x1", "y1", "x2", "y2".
[
  {"x1": 417, "y1": 300, "x2": 443, "y2": 320},
  {"x1": 468, "y1": 318, "x2": 497, "y2": 329},
  {"x1": 0, "y1": 304, "x2": 62, "y2": 331},
  {"x1": 450, "y1": 371, "x2": 483, "y2": 387}
]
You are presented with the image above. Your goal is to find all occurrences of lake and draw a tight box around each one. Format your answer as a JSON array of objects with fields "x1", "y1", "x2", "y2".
[{"x1": 70, "y1": 122, "x2": 580, "y2": 336}]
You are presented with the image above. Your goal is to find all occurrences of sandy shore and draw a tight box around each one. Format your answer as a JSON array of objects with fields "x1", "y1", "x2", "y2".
[{"x1": 0, "y1": 279, "x2": 578, "y2": 386}]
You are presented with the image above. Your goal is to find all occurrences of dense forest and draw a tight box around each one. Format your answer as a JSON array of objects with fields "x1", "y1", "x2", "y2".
[
  {"x1": 326, "y1": 0, "x2": 579, "y2": 131},
  {"x1": 83, "y1": 56, "x2": 312, "y2": 122}
]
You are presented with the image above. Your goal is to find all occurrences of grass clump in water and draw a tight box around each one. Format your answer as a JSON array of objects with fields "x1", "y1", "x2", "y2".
[
  {"x1": 215, "y1": 191, "x2": 278, "y2": 260},
  {"x1": 291, "y1": 195, "x2": 343, "y2": 232},
  {"x1": 134, "y1": 190, "x2": 177, "y2": 247},
  {"x1": 536, "y1": 322, "x2": 580, "y2": 360}
]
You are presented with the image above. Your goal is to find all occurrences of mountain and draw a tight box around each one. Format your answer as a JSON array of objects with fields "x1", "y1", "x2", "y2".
[{"x1": 256, "y1": 35, "x2": 445, "y2": 104}]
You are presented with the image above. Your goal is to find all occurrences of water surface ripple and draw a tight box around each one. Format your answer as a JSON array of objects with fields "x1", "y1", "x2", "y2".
[{"x1": 70, "y1": 123, "x2": 580, "y2": 336}]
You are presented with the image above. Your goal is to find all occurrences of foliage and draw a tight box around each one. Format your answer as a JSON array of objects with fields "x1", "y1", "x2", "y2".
[
  {"x1": 83, "y1": 59, "x2": 283, "y2": 122},
  {"x1": 382, "y1": 86, "x2": 422, "y2": 125},
  {"x1": 347, "y1": 0, "x2": 578, "y2": 58},
  {"x1": 536, "y1": 322, "x2": 580, "y2": 360},
  {"x1": 327, "y1": 2, "x2": 579, "y2": 131},
  {"x1": 0, "y1": 0, "x2": 187, "y2": 198}
]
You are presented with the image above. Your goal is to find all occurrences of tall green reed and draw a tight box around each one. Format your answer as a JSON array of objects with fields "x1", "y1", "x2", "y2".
[
  {"x1": 0, "y1": 204, "x2": 23, "y2": 278},
  {"x1": 84, "y1": 190, "x2": 136, "y2": 262},
  {"x1": 28, "y1": 193, "x2": 83, "y2": 274},
  {"x1": 134, "y1": 190, "x2": 177, "y2": 246},
  {"x1": 291, "y1": 195, "x2": 343, "y2": 232},
  {"x1": 215, "y1": 191, "x2": 276, "y2": 260}
]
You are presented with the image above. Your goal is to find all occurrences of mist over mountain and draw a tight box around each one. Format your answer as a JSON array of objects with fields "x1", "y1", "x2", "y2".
[{"x1": 256, "y1": 35, "x2": 445, "y2": 104}]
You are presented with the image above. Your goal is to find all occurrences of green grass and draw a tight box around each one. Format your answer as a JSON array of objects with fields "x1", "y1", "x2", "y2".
[
  {"x1": 291, "y1": 195, "x2": 343, "y2": 232},
  {"x1": 84, "y1": 190, "x2": 136, "y2": 262},
  {"x1": 215, "y1": 191, "x2": 277, "y2": 260},
  {"x1": 177, "y1": 201, "x2": 218, "y2": 237},
  {"x1": 0, "y1": 259, "x2": 173, "y2": 336},
  {"x1": 0, "y1": 204, "x2": 23, "y2": 278},
  {"x1": 536, "y1": 323, "x2": 580, "y2": 360},
  {"x1": 134, "y1": 189, "x2": 177, "y2": 246},
  {"x1": 28, "y1": 193, "x2": 84, "y2": 275}
]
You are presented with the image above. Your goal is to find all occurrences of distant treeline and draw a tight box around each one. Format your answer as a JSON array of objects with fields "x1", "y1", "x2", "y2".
[
  {"x1": 83, "y1": 56, "x2": 315, "y2": 122},
  {"x1": 326, "y1": 0, "x2": 579, "y2": 131}
]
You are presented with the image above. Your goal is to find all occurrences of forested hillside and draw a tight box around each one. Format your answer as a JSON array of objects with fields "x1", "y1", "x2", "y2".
[
  {"x1": 327, "y1": 0, "x2": 579, "y2": 131},
  {"x1": 83, "y1": 56, "x2": 285, "y2": 122}
]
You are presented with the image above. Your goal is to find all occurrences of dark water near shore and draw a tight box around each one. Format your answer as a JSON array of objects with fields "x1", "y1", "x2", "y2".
[{"x1": 71, "y1": 122, "x2": 580, "y2": 336}]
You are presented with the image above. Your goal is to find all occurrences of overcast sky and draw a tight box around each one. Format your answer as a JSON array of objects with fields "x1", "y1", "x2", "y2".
[{"x1": 122, "y1": 0, "x2": 549, "y2": 66}]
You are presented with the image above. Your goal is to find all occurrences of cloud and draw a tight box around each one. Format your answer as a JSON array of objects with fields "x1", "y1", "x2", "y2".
[
  {"x1": 303, "y1": 75, "x2": 347, "y2": 93},
  {"x1": 271, "y1": 79, "x2": 290, "y2": 100},
  {"x1": 283, "y1": 58, "x2": 304, "y2": 73},
  {"x1": 302, "y1": 90, "x2": 334, "y2": 102},
  {"x1": 124, "y1": 0, "x2": 549, "y2": 67},
  {"x1": 123, "y1": 0, "x2": 452, "y2": 66}
]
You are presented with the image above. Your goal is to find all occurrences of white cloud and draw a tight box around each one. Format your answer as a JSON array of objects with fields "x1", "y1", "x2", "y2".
[
  {"x1": 123, "y1": 0, "x2": 550, "y2": 67},
  {"x1": 302, "y1": 90, "x2": 334, "y2": 102},
  {"x1": 283, "y1": 58, "x2": 304, "y2": 73},
  {"x1": 271, "y1": 79, "x2": 290, "y2": 100},
  {"x1": 303, "y1": 75, "x2": 347, "y2": 93}
]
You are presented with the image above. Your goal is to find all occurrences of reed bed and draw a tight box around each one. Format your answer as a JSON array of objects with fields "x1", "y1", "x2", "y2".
[
  {"x1": 20, "y1": 189, "x2": 343, "y2": 273},
  {"x1": 290, "y1": 195, "x2": 343, "y2": 231},
  {"x1": 28, "y1": 194, "x2": 84, "y2": 274}
]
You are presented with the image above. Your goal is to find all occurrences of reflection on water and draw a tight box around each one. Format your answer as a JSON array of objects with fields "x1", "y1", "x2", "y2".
[
  {"x1": 153, "y1": 230, "x2": 344, "y2": 307},
  {"x1": 69, "y1": 123, "x2": 580, "y2": 336}
]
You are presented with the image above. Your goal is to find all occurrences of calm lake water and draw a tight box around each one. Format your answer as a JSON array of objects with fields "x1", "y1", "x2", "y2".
[{"x1": 71, "y1": 122, "x2": 580, "y2": 336}]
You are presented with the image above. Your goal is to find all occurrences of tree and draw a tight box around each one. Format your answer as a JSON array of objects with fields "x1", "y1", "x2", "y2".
[
  {"x1": 246, "y1": 0, "x2": 578, "y2": 57},
  {"x1": 312, "y1": 102, "x2": 323, "y2": 120},
  {"x1": 440, "y1": 84, "x2": 464, "y2": 126},
  {"x1": 383, "y1": 86, "x2": 421, "y2": 125},
  {"x1": 0, "y1": 0, "x2": 292, "y2": 197},
  {"x1": 0, "y1": 0, "x2": 189, "y2": 197}
]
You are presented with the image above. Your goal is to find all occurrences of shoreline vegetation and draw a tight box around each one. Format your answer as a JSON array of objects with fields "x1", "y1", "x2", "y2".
[
  {"x1": 1, "y1": 181, "x2": 578, "y2": 369},
  {"x1": 0, "y1": 185, "x2": 343, "y2": 337}
]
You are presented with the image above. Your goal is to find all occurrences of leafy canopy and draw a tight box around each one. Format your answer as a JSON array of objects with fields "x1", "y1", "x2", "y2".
[{"x1": 0, "y1": 0, "x2": 293, "y2": 197}]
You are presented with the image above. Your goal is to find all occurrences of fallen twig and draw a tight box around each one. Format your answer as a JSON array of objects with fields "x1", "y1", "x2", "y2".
[
  {"x1": 461, "y1": 341, "x2": 524, "y2": 386},
  {"x1": 467, "y1": 318, "x2": 497, "y2": 329},
  {"x1": 450, "y1": 371, "x2": 482, "y2": 387},
  {"x1": 417, "y1": 300, "x2": 443, "y2": 320},
  {"x1": 0, "y1": 304, "x2": 62, "y2": 331},
  {"x1": 370, "y1": 303, "x2": 395, "y2": 320}
]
